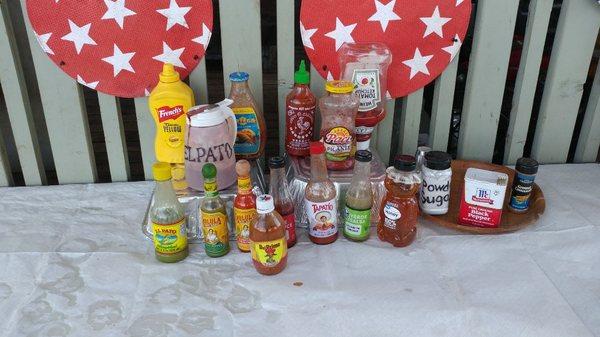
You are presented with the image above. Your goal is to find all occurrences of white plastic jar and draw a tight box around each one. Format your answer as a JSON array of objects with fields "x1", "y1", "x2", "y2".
[{"x1": 419, "y1": 151, "x2": 452, "y2": 215}]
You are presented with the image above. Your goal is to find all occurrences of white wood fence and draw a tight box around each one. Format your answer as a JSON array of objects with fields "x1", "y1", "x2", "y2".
[{"x1": 0, "y1": 0, "x2": 599, "y2": 186}]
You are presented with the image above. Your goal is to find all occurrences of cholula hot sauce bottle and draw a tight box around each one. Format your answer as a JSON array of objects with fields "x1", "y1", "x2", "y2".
[
  {"x1": 304, "y1": 142, "x2": 338, "y2": 244},
  {"x1": 233, "y1": 160, "x2": 256, "y2": 252}
]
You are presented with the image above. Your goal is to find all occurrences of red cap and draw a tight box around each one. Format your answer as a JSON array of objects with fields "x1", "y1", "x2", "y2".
[{"x1": 310, "y1": 141, "x2": 325, "y2": 154}]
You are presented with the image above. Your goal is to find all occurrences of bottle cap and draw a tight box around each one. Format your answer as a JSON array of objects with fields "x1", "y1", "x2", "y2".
[
  {"x1": 424, "y1": 151, "x2": 451, "y2": 170},
  {"x1": 202, "y1": 163, "x2": 217, "y2": 179},
  {"x1": 269, "y1": 156, "x2": 286, "y2": 169},
  {"x1": 355, "y1": 150, "x2": 372, "y2": 162},
  {"x1": 159, "y1": 63, "x2": 180, "y2": 83},
  {"x1": 152, "y1": 162, "x2": 172, "y2": 181},
  {"x1": 515, "y1": 157, "x2": 539, "y2": 175},
  {"x1": 294, "y1": 60, "x2": 310, "y2": 84},
  {"x1": 310, "y1": 141, "x2": 325, "y2": 155},
  {"x1": 256, "y1": 194, "x2": 275, "y2": 214},
  {"x1": 393, "y1": 155, "x2": 416, "y2": 172},
  {"x1": 229, "y1": 71, "x2": 249, "y2": 82},
  {"x1": 325, "y1": 80, "x2": 354, "y2": 94},
  {"x1": 235, "y1": 159, "x2": 251, "y2": 176}
]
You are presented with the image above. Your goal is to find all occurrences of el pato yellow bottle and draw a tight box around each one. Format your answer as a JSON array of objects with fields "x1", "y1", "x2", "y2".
[{"x1": 149, "y1": 63, "x2": 195, "y2": 190}]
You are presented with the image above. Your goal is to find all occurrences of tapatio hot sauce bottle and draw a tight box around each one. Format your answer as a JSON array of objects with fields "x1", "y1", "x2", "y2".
[
  {"x1": 200, "y1": 163, "x2": 230, "y2": 257},
  {"x1": 378, "y1": 155, "x2": 421, "y2": 247},
  {"x1": 285, "y1": 60, "x2": 316, "y2": 157},
  {"x1": 234, "y1": 160, "x2": 256, "y2": 252},
  {"x1": 305, "y1": 142, "x2": 338, "y2": 244},
  {"x1": 269, "y1": 156, "x2": 296, "y2": 248},
  {"x1": 250, "y1": 195, "x2": 288, "y2": 275}
]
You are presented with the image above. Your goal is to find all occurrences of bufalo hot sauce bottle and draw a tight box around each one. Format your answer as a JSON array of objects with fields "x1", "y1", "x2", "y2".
[
  {"x1": 233, "y1": 160, "x2": 256, "y2": 252},
  {"x1": 250, "y1": 194, "x2": 288, "y2": 275},
  {"x1": 304, "y1": 141, "x2": 338, "y2": 244}
]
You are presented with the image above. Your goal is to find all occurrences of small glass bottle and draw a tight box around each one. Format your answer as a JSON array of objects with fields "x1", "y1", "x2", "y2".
[
  {"x1": 150, "y1": 162, "x2": 188, "y2": 263},
  {"x1": 343, "y1": 150, "x2": 373, "y2": 241},
  {"x1": 305, "y1": 141, "x2": 338, "y2": 244},
  {"x1": 269, "y1": 156, "x2": 296, "y2": 248},
  {"x1": 250, "y1": 195, "x2": 288, "y2": 275},
  {"x1": 200, "y1": 163, "x2": 230, "y2": 257},
  {"x1": 228, "y1": 72, "x2": 267, "y2": 160},
  {"x1": 378, "y1": 155, "x2": 421, "y2": 247},
  {"x1": 234, "y1": 160, "x2": 256, "y2": 252}
]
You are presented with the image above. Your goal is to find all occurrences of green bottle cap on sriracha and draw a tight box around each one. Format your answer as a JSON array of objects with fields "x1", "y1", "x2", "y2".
[{"x1": 294, "y1": 60, "x2": 310, "y2": 84}]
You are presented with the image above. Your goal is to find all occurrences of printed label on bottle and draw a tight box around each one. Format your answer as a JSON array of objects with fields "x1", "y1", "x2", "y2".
[
  {"x1": 201, "y1": 211, "x2": 229, "y2": 255},
  {"x1": 204, "y1": 178, "x2": 218, "y2": 197},
  {"x1": 233, "y1": 107, "x2": 260, "y2": 155},
  {"x1": 305, "y1": 199, "x2": 338, "y2": 238},
  {"x1": 351, "y1": 69, "x2": 381, "y2": 112},
  {"x1": 383, "y1": 202, "x2": 401, "y2": 229},
  {"x1": 234, "y1": 207, "x2": 255, "y2": 250},
  {"x1": 237, "y1": 176, "x2": 252, "y2": 193},
  {"x1": 343, "y1": 205, "x2": 371, "y2": 239},
  {"x1": 282, "y1": 213, "x2": 296, "y2": 243},
  {"x1": 323, "y1": 127, "x2": 353, "y2": 162},
  {"x1": 286, "y1": 104, "x2": 315, "y2": 151},
  {"x1": 509, "y1": 172, "x2": 535, "y2": 210},
  {"x1": 355, "y1": 125, "x2": 375, "y2": 136},
  {"x1": 152, "y1": 218, "x2": 187, "y2": 255},
  {"x1": 251, "y1": 238, "x2": 287, "y2": 268},
  {"x1": 156, "y1": 105, "x2": 185, "y2": 149},
  {"x1": 419, "y1": 174, "x2": 451, "y2": 214}
]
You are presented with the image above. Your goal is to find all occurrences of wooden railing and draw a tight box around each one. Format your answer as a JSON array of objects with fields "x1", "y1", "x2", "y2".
[{"x1": 0, "y1": 0, "x2": 598, "y2": 186}]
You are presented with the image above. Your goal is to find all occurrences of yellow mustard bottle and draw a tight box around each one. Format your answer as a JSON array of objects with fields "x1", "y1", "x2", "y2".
[{"x1": 149, "y1": 63, "x2": 195, "y2": 190}]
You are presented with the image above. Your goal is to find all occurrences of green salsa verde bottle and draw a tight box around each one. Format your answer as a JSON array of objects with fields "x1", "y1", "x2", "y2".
[
  {"x1": 343, "y1": 150, "x2": 373, "y2": 241},
  {"x1": 200, "y1": 163, "x2": 230, "y2": 257},
  {"x1": 150, "y1": 162, "x2": 189, "y2": 263}
]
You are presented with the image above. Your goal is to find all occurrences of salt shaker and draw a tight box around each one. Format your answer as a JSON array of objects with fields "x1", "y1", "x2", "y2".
[
  {"x1": 419, "y1": 151, "x2": 452, "y2": 215},
  {"x1": 414, "y1": 146, "x2": 431, "y2": 174}
]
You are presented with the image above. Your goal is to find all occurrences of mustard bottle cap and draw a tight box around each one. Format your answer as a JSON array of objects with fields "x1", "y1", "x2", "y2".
[{"x1": 159, "y1": 63, "x2": 180, "y2": 83}]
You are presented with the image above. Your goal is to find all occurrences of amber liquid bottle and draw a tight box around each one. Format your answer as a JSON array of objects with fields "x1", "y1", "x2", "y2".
[
  {"x1": 250, "y1": 194, "x2": 288, "y2": 275},
  {"x1": 378, "y1": 155, "x2": 420, "y2": 247},
  {"x1": 269, "y1": 157, "x2": 296, "y2": 248},
  {"x1": 304, "y1": 142, "x2": 338, "y2": 244}
]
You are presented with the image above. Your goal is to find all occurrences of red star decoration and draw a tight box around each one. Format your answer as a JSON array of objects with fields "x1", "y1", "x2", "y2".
[
  {"x1": 27, "y1": 0, "x2": 213, "y2": 98},
  {"x1": 300, "y1": 0, "x2": 471, "y2": 98}
]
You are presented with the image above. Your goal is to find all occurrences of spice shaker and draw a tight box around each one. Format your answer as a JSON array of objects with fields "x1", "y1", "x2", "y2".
[
  {"x1": 419, "y1": 151, "x2": 452, "y2": 215},
  {"x1": 508, "y1": 157, "x2": 539, "y2": 213}
]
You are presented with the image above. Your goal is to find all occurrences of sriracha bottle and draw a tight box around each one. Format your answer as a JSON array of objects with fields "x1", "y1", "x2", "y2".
[{"x1": 285, "y1": 60, "x2": 316, "y2": 157}]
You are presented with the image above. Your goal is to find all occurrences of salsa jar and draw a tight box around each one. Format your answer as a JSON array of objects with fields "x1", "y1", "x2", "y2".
[{"x1": 319, "y1": 80, "x2": 359, "y2": 171}]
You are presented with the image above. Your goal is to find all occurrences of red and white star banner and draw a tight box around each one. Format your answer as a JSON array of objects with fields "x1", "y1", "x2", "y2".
[
  {"x1": 300, "y1": 0, "x2": 471, "y2": 98},
  {"x1": 27, "y1": 0, "x2": 213, "y2": 98}
]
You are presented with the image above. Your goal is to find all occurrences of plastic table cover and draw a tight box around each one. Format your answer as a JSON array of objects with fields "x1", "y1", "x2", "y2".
[{"x1": 0, "y1": 164, "x2": 598, "y2": 337}]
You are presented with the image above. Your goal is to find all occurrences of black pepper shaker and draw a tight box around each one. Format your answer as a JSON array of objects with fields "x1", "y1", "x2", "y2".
[{"x1": 508, "y1": 158, "x2": 539, "y2": 213}]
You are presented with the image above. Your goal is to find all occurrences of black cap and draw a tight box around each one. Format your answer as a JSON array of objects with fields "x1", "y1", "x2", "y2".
[
  {"x1": 393, "y1": 155, "x2": 416, "y2": 172},
  {"x1": 268, "y1": 156, "x2": 285, "y2": 169},
  {"x1": 355, "y1": 150, "x2": 372, "y2": 162},
  {"x1": 424, "y1": 151, "x2": 451, "y2": 170},
  {"x1": 515, "y1": 157, "x2": 538, "y2": 175}
]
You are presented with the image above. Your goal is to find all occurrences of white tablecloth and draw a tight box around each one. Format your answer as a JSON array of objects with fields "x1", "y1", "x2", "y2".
[{"x1": 0, "y1": 164, "x2": 598, "y2": 337}]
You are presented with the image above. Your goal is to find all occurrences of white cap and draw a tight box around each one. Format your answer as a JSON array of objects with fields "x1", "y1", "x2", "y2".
[
  {"x1": 256, "y1": 194, "x2": 275, "y2": 214},
  {"x1": 356, "y1": 140, "x2": 370, "y2": 151}
]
